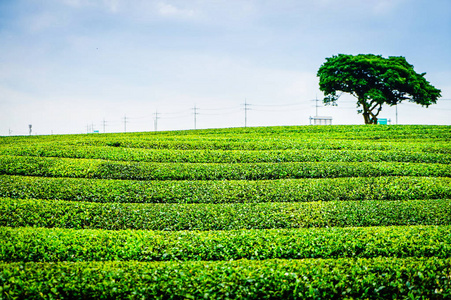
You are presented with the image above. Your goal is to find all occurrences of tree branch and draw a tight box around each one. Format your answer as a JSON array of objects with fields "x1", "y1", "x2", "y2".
[
  {"x1": 369, "y1": 101, "x2": 379, "y2": 111},
  {"x1": 374, "y1": 104, "x2": 383, "y2": 117}
]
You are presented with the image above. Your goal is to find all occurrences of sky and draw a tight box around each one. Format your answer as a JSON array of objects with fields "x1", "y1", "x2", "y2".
[{"x1": 0, "y1": 0, "x2": 450, "y2": 135}]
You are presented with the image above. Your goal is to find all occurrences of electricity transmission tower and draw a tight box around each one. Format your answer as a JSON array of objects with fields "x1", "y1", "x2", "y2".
[
  {"x1": 154, "y1": 110, "x2": 160, "y2": 131},
  {"x1": 242, "y1": 99, "x2": 251, "y2": 127},
  {"x1": 123, "y1": 115, "x2": 128, "y2": 133},
  {"x1": 192, "y1": 105, "x2": 199, "y2": 129}
]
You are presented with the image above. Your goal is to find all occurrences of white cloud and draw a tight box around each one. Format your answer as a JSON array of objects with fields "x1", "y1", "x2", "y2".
[
  {"x1": 314, "y1": 0, "x2": 405, "y2": 16},
  {"x1": 62, "y1": 0, "x2": 120, "y2": 12},
  {"x1": 61, "y1": 0, "x2": 94, "y2": 8},
  {"x1": 102, "y1": 0, "x2": 120, "y2": 12},
  {"x1": 1, "y1": 0, "x2": 449, "y2": 135},
  {"x1": 21, "y1": 10, "x2": 70, "y2": 33},
  {"x1": 156, "y1": 2, "x2": 196, "y2": 18},
  {"x1": 372, "y1": 0, "x2": 405, "y2": 15}
]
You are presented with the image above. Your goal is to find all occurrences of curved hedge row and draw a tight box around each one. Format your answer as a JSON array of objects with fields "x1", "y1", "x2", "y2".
[
  {"x1": 2, "y1": 198, "x2": 450, "y2": 231},
  {"x1": 2, "y1": 145, "x2": 450, "y2": 164},
  {"x1": 57, "y1": 137, "x2": 451, "y2": 153},
  {"x1": 1, "y1": 257, "x2": 450, "y2": 299},
  {"x1": 1, "y1": 156, "x2": 450, "y2": 180},
  {"x1": 1, "y1": 175, "x2": 450, "y2": 204},
  {"x1": 2, "y1": 137, "x2": 450, "y2": 153},
  {"x1": 2, "y1": 225, "x2": 450, "y2": 262},
  {"x1": 1, "y1": 125, "x2": 450, "y2": 299}
]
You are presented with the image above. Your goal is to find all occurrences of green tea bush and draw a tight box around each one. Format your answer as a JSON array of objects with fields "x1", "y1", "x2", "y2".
[
  {"x1": 1, "y1": 125, "x2": 450, "y2": 299},
  {"x1": 1, "y1": 175, "x2": 449, "y2": 203},
  {"x1": 1, "y1": 257, "x2": 450, "y2": 299},
  {"x1": 1, "y1": 144, "x2": 450, "y2": 163},
  {"x1": 1, "y1": 156, "x2": 450, "y2": 180},
  {"x1": 1, "y1": 225, "x2": 450, "y2": 262},
  {"x1": 1, "y1": 198, "x2": 449, "y2": 230},
  {"x1": 2, "y1": 136, "x2": 450, "y2": 153}
]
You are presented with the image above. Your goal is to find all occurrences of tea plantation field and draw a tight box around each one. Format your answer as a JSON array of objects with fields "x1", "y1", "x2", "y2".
[{"x1": 1, "y1": 125, "x2": 450, "y2": 299}]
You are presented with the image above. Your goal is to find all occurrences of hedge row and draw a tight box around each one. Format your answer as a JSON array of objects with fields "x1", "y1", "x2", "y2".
[
  {"x1": 2, "y1": 124, "x2": 450, "y2": 140},
  {"x1": 55, "y1": 136, "x2": 451, "y2": 152},
  {"x1": 1, "y1": 175, "x2": 450, "y2": 204},
  {"x1": 2, "y1": 198, "x2": 450, "y2": 230},
  {"x1": 2, "y1": 225, "x2": 450, "y2": 262},
  {"x1": 2, "y1": 136, "x2": 450, "y2": 153},
  {"x1": 2, "y1": 144, "x2": 450, "y2": 164},
  {"x1": 1, "y1": 156, "x2": 450, "y2": 181},
  {"x1": 1, "y1": 257, "x2": 450, "y2": 299}
]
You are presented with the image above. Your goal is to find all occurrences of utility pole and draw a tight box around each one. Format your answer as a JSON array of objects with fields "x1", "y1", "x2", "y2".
[
  {"x1": 242, "y1": 98, "x2": 251, "y2": 127},
  {"x1": 192, "y1": 105, "x2": 199, "y2": 129},
  {"x1": 315, "y1": 96, "x2": 319, "y2": 117},
  {"x1": 396, "y1": 104, "x2": 398, "y2": 125},
  {"x1": 103, "y1": 118, "x2": 106, "y2": 133},
  {"x1": 154, "y1": 110, "x2": 160, "y2": 132}
]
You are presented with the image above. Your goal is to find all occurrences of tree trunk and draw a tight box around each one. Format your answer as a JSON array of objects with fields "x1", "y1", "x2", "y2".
[
  {"x1": 360, "y1": 99, "x2": 376, "y2": 124},
  {"x1": 363, "y1": 112, "x2": 371, "y2": 124},
  {"x1": 360, "y1": 98, "x2": 379, "y2": 124},
  {"x1": 363, "y1": 114, "x2": 378, "y2": 124}
]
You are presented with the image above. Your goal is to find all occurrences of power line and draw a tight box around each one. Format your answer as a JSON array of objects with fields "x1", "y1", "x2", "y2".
[
  {"x1": 253, "y1": 100, "x2": 313, "y2": 107},
  {"x1": 252, "y1": 107, "x2": 309, "y2": 112},
  {"x1": 9, "y1": 96, "x2": 447, "y2": 136},
  {"x1": 201, "y1": 109, "x2": 242, "y2": 116},
  {"x1": 202, "y1": 105, "x2": 240, "y2": 111},
  {"x1": 161, "y1": 109, "x2": 192, "y2": 115},
  {"x1": 159, "y1": 114, "x2": 191, "y2": 120}
]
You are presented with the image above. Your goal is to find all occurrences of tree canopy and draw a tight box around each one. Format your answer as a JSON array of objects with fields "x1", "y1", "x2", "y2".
[{"x1": 317, "y1": 54, "x2": 441, "y2": 124}]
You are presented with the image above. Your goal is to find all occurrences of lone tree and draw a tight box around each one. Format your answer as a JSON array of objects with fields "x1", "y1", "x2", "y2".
[{"x1": 317, "y1": 54, "x2": 441, "y2": 124}]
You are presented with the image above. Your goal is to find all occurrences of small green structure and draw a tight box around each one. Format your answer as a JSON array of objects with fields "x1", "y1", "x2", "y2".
[{"x1": 377, "y1": 118, "x2": 389, "y2": 125}]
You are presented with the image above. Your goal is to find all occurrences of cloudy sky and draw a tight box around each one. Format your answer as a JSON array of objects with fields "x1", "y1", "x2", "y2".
[{"x1": 1, "y1": 0, "x2": 450, "y2": 135}]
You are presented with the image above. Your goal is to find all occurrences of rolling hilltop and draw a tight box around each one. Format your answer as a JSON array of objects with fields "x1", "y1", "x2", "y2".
[{"x1": 1, "y1": 125, "x2": 450, "y2": 299}]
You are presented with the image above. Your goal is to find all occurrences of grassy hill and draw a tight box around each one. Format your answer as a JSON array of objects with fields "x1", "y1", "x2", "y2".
[{"x1": 1, "y1": 125, "x2": 450, "y2": 299}]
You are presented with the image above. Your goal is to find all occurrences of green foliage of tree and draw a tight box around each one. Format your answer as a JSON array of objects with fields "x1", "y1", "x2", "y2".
[{"x1": 317, "y1": 54, "x2": 442, "y2": 124}]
